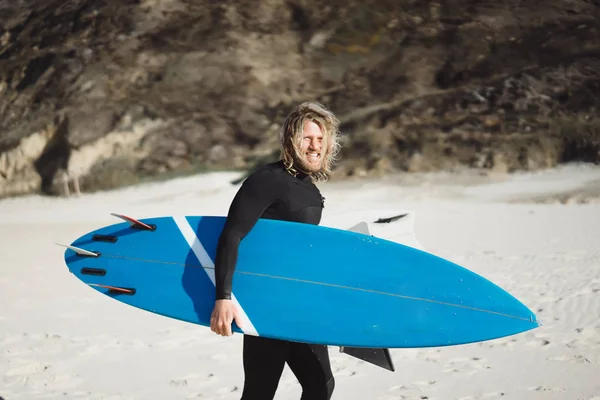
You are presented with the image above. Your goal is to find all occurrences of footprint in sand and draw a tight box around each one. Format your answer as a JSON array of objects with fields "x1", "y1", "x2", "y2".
[
  {"x1": 481, "y1": 392, "x2": 506, "y2": 399},
  {"x1": 547, "y1": 354, "x2": 594, "y2": 364},
  {"x1": 528, "y1": 386, "x2": 566, "y2": 393},
  {"x1": 170, "y1": 378, "x2": 190, "y2": 387},
  {"x1": 387, "y1": 384, "x2": 410, "y2": 392},
  {"x1": 2, "y1": 373, "x2": 29, "y2": 390},
  {"x1": 441, "y1": 356, "x2": 490, "y2": 375},
  {"x1": 572, "y1": 326, "x2": 600, "y2": 349},
  {"x1": 524, "y1": 335, "x2": 551, "y2": 348},
  {"x1": 478, "y1": 337, "x2": 520, "y2": 350},
  {"x1": 5, "y1": 360, "x2": 48, "y2": 377},
  {"x1": 412, "y1": 380, "x2": 437, "y2": 387},
  {"x1": 387, "y1": 379, "x2": 436, "y2": 396},
  {"x1": 457, "y1": 391, "x2": 506, "y2": 400},
  {"x1": 169, "y1": 373, "x2": 216, "y2": 388},
  {"x1": 3, "y1": 360, "x2": 79, "y2": 393},
  {"x1": 215, "y1": 385, "x2": 240, "y2": 395},
  {"x1": 375, "y1": 395, "x2": 408, "y2": 400},
  {"x1": 332, "y1": 363, "x2": 357, "y2": 377}
]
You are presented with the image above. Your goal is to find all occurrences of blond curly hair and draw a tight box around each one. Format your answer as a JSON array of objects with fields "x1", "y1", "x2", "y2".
[{"x1": 279, "y1": 102, "x2": 341, "y2": 182}]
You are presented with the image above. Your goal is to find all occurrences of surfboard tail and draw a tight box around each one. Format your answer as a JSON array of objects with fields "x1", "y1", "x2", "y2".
[{"x1": 339, "y1": 346, "x2": 395, "y2": 372}]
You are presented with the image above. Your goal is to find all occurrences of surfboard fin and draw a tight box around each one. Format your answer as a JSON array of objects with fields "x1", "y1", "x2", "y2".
[
  {"x1": 89, "y1": 283, "x2": 136, "y2": 295},
  {"x1": 347, "y1": 221, "x2": 370, "y2": 235},
  {"x1": 374, "y1": 213, "x2": 408, "y2": 224},
  {"x1": 339, "y1": 346, "x2": 395, "y2": 372},
  {"x1": 110, "y1": 213, "x2": 156, "y2": 231},
  {"x1": 56, "y1": 243, "x2": 99, "y2": 257}
]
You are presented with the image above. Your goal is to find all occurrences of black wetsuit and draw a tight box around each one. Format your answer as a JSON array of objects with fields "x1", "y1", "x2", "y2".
[{"x1": 214, "y1": 160, "x2": 335, "y2": 400}]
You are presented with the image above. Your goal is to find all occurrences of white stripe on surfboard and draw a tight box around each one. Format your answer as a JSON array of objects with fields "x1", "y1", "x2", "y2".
[{"x1": 172, "y1": 216, "x2": 258, "y2": 336}]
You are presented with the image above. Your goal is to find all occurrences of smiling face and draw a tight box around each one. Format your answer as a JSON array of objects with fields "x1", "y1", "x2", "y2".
[
  {"x1": 298, "y1": 120, "x2": 324, "y2": 173},
  {"x1": 279, "y1": 102, "x2": 341, "y2": 182}
]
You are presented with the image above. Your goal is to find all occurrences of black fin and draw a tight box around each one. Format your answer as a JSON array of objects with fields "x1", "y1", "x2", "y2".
[
  {"x1": 374, "y1": 213, "x2": 408, "y2": 224},
  {"x1": 81, "y1": 268, "x2": 107, "y2": 276},
  {"x1": 92, "y1": 234, "x2": 117, "y2": 243},
  {"x1": 339, "y1": 346, "x2": 395, "y2": 372}
]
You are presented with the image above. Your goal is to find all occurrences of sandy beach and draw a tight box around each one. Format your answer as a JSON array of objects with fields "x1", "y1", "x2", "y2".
[{"x1": 1, "y1": 163, "x2": 599, "y2": 400}]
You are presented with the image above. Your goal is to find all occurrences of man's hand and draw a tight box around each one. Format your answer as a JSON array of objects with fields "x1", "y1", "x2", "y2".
[{"x1": 210, "y1": 299, "x2": 242, "y2": 336}]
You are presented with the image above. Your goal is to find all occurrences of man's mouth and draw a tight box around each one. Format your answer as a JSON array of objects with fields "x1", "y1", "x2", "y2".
[{"x1": 307, "y1": 152, "x2": 321, "y2": 162}]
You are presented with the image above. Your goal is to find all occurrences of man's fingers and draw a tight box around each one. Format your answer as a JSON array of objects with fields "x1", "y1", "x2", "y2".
[
  {"x1": 209, "y1": 309, "x2": 217, "y2": 330},
  {"x1": 234, "y1": 313, "x2": 244, "y2": 330},
  {"x1": 210, "y1": 313, "x2": 218, "y2": 333},
  {"x1": 218, "y1": 321, "x2": 231, "y2": 336},
  {"x1": 223, "y1": 312, "x2": 235, "y2": 336},
  {"x1": 209, "y1": 303, "x2": 238, "y2": 336},
  {"x1": 225, "y1": 312, "x2": 234, "y2": 336},
  {"x1": 214, "y1": 315, "x2": 231, "y2": 336}
]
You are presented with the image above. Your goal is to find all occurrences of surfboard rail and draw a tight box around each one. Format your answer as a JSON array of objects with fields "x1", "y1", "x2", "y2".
[{"x1": 61, "y1": 213, "x2": 540, "y2": 350}]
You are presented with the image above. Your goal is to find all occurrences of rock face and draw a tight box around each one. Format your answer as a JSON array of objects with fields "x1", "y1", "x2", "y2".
[{"x1": 1, "y1": 0, "x2": 599, "y2": 197}]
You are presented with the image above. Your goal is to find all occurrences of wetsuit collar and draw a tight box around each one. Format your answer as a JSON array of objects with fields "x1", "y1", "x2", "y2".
[
  {"x1": 279, "y1": 160, "x2": 313, "y2": 182},
  {"x1": 295, "y1": 170, "x2": 311, "y2": 181}
]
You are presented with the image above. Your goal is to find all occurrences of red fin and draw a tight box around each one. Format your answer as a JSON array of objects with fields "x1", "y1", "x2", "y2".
[
  {"x1": 89, "y1": 283, "x2": 135, "y2": 294},
  {"x1": 110, "y1": 213, "x2": 155, "y2": 231}
]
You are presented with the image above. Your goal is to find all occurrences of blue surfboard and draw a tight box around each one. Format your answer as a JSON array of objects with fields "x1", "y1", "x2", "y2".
[{"x1": 61, "y1": 214, "x2": 539, "y2": 349}]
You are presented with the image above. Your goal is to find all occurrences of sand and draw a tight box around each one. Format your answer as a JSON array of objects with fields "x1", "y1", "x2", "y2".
[{"x1": 1, "y1": 163, "x2": 599, "y2": 399}]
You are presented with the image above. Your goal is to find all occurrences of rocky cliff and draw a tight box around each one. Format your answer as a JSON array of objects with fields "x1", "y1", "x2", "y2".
[{"x1": 1, "y1": 0, "x2": 599, "y2": 197}]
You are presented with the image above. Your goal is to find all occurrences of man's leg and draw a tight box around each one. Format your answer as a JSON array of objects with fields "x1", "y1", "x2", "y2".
[
  {"x1": 287, "y1": 342, "x2": 335, "y2": 400},
  {"x1": 240, "y1": 335, "x2": 288, "y2": 400}
]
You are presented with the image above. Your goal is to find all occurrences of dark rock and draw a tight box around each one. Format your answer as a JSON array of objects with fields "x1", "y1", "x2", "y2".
[
  {"x1": 33, "y1": 115, "x2": 70, "y2": 195},
  {"x1": 1, "y1": 0, "x2": 599, "y2": 197}
]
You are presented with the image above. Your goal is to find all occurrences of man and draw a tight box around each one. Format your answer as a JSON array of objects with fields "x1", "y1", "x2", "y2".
[{"x1": 210, "y1": 102, "x2": 341, "y2": 400}]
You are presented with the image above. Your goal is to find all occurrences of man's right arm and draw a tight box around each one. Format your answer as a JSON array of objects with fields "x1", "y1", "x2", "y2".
[{"x1": 213, "y1": 169, "x2": 278, "y2": 300}]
